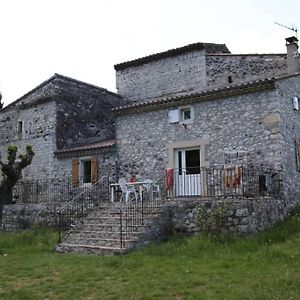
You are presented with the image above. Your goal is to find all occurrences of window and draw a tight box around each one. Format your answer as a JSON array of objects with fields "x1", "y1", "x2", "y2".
[
  {"x1": 82, "y1": 160, "x2": 92, "y2": 183},
  {"x1": 180, "y1": 106, "x2": 194, "y2": 123},
  {"x1": 181, "y1": 108, "x2": 191, "y2": 121},
  {"x1": 18, "y1": 121, "x2": 23, "y2": 133},
  {"x1": 71, "y1": 158, "x2": 98, "y2": 187},
  {"x1": 17, "y1": 121, "x2": 23, "y2": 138},
  {"x1": 168, "y1": 106, "x2": 194, "y2": 124}
]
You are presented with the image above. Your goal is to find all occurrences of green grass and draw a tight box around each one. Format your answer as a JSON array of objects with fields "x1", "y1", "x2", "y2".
[{"x1": 1, "y1": 212, "x2": 300, "y2": 300}]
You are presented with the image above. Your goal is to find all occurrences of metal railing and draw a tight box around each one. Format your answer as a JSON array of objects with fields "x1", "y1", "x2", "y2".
[
  {"x1": 169, "y1": 166, "x2": 282, "y2": 198},
  {"x1": 57, "y1": 175, "x2": 110, "y2": 242},
  {"x1": 13, "y1": 176, "x2": 96, "y2": 203},
  {"x1": 119, "y1": 177, "x2": 164, "y2": 249}
]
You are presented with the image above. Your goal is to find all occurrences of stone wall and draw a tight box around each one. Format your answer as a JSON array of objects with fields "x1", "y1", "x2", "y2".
[
  {"x1": 1, "y1": 203, "x2": 63, "y2": 231},
  {"x1": 206, "y1": 54, "x2": 287, "y2": 88},
  {"x1": 115, "y1": 88, "x2": 283, "y2": 182},
  {"x1": 0, "y1": 74, "x2": 123, "y2": 182},
  {"x1": 0, "y1": 100, "x2": 57, "y2": 180},
  {"x1": 54, "y1": 77, "x2": 123, "y2": 149},
  {"x1": 116, "y1": 51, "x2": 287, "y2": 103},
  {"x1": 53, "y1": 147, "x2": 117, "y2": 181},
  {"x1": 163, "y1": 197, "x2": 291, "y2": 234},
  {"x1": 116, "y1": 50, "x2": 207, "y2": 102},
  {"x1": 277, "y1": 76, "x2": 300, "y2": 202}
]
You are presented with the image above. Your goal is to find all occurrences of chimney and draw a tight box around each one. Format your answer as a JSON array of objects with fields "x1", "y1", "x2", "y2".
[{"x1": 286, "y1": 36, "x2": 300, "y2": 74}]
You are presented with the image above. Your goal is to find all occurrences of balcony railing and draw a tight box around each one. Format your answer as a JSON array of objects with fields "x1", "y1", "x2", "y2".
[
  {"x1": 168, "y1": 166, "x2": 282, "y2": 198},
  {"x1": 13, "y1": 176, "x2": 98, "y2": 203}
]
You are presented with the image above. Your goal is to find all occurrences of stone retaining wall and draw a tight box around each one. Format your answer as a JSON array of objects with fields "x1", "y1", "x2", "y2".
[
  {"x1": 1, "y1": 203, "x2": 63, "y2": 231},
  {"x1": 163, "y1": 197, "x2": 293, "y2": 234}
]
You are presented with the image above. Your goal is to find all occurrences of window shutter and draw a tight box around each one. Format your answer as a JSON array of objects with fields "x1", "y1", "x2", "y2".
[
  {"x1": 72, "y1": 159, "x2": 79, "y2": 187},
  {"x1": 91, "y1": 157, "x2": 98, "y2": 184}
]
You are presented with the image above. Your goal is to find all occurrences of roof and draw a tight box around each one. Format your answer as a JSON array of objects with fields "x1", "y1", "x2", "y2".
[
  {"x1": 114, "y1": 42, "x2": 230, "y2": 71},
  {"x1": 54, "y1": 139, "x2": 115, "y2": 158},
  {"x1": 0, "y1": 73, "x2": 121, "y2": 112},
  {"x1": 113, "y1": 78, "x2": 276, "y2": 116}
]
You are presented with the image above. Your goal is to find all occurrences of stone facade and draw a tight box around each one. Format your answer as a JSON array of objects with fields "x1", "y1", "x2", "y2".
[
  {"x1": 115, "y1": 49, "x2": 207, "y2": 102},
  {"x1": 206, "y1": 54, "x2": 287, "y2": 88},
  {"x1": 0, "y1": 100, "x2": 57, "y2": 180},
  {"x1": 277, "y1": 76, "x2": 300, "y2": 202},
  {"x1": 2, "y1": 203, "x2": 63, "y2": 231},
  {"x1": 115, "y1": 43, "x2": 287, "y2": 103},
  {"x1": 163, "y1": 197, "x2": 289, "y2": 234},
  {"x1": 115, "y1": 83, "x2": 283, "y2": 181},
  {"x1": 2, "y1": 38, "x2": 300, "y2": 238},
  {"x1": 0, "y1": 74, "x2": 123, "y2": 181}
]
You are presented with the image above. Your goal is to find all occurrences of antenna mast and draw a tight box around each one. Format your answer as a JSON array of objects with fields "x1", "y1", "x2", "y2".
[{"x1": 275, "y1": 22, "x2": 298, "y2": 37}]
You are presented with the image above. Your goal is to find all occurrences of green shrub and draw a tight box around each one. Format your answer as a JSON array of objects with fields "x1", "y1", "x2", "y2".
[{"x1": 197, "y1": 201, "x2": 231, "y2": 238}]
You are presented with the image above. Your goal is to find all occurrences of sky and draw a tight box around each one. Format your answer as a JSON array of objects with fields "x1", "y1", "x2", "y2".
[{"x1": 0, "y1": 0, "x2": 299, "y2": 107}]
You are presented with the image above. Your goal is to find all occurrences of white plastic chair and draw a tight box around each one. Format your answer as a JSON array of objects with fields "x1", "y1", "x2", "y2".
[
  {"x1": 143, "y1": 179, "x2": 161, "y2": 201},
  {"x1": 118, "y1": 178, "x2": 137, "y2": 202}
]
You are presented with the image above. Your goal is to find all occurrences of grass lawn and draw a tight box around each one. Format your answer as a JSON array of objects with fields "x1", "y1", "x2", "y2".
[{"x1": 1, "y1": 212, "x2": 300, "y2": 300}]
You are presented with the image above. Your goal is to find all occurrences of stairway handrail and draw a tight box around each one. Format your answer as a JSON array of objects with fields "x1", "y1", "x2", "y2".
[
  {"x1": 57, "y1": 175, "x2": 109, "y2": 242},
  {"x1": 57, "y1": 176, "x2": 108, "y2": 214}
]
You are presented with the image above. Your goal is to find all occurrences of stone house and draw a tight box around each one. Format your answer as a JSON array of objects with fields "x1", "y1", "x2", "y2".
[
  {"x1": 0, "y1": 74, "x2": 123, "y2": 189},
  {"x1": 114, "y1": 38, "x2": 300, "y2": 199},
  {"x1": 2, "y1": 37, "x2": 300, "y2": 251}
]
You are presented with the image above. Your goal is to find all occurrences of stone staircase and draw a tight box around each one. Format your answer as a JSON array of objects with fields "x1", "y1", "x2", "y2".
[{"x1": 55, "y1": 200, "x2": 166, "y2": 256}]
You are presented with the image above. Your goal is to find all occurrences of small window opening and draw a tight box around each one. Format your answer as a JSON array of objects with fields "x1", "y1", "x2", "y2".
[
  {"x1": 17, "y1": 121, "x2": 23, "y2": 133},
  {"x1": 228, "y1": 75, "x2": 233, "y2": 84},
  {"x1": 83, "y1": 160, "x2": 92, "y2": 183},
  {"x1": 181, "y1": 108, "x2": 191, "y2": 121}
]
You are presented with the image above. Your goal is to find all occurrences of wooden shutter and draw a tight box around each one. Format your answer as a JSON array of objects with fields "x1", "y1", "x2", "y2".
[
  {"x1": 72, "y1": 159, "x2": 79, "y2": 187},
  {"x1": 91, "y1": 157, "x2": 98, "y2": 184},
  {"x1": 296, "y1": 140, "x2": 300, "y2": 171}
]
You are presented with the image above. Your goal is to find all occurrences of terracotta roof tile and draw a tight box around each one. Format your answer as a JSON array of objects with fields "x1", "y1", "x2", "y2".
[{"x1": 54, "y1": 139, "x2": 115, "y2": 157}]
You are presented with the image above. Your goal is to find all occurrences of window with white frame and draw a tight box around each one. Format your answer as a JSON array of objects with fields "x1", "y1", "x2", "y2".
[
  {"x1": 168, "y1": 106, "x2": 194, "y2": 124},
  {"x1": 179, "y1": 106, "x2": 194, "y2": 123}
]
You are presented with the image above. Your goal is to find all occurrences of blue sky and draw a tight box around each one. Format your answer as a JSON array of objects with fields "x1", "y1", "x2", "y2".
[{"x1": 0, "y1": 0, "x2": 299, "y2": 106}]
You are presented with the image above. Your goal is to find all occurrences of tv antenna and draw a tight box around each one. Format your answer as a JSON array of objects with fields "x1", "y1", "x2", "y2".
[{"x1": 275, "y1": 22, "x2": 298, "y2": 37}]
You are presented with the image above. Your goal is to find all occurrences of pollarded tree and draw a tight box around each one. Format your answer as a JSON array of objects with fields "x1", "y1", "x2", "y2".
[{"x1": 0, "y1": 145, "x2": 35, "y2": 207}]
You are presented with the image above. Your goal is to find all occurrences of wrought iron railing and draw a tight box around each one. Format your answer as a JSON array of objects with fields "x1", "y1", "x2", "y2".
[
  {"x1": 168, "y1": 165, "x2": 282, "y2": 198},
  {"x1": 57, "y1": 175, "x2": 110, "y2": 242},
  {"x1": 119, "y1": 177, "x2": 164, "y2": 249},
  {"x1": 13, "y1": 176, "x2": 96, "y2": 203}
]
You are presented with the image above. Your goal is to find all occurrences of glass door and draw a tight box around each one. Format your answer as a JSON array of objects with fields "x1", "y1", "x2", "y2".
[{"x1": 175, "y1": 148, "x2": 201, "y2": 196}]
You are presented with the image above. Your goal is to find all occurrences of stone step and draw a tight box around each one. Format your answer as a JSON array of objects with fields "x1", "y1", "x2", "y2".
[
  {"x1": 84, "y1": 212, "x2": 161, "y2": 224},
  {"x1": 62, "y1": 237, "x2": 139, "y2": 248},
  {"x1": 65, "y1": 229, "x2": 144, "y2": 240},
  {"x1": 84, "y1": 216, "x2": 121, "y2": 224},
  {"x1": 55, "y1": 243, "x2": 126, "y2": 256},
  {"x1": 81, "y1": 223, "x2": 150, "y2": 232},
  {"x1": 55, "y1": 199, "x2": 166, "y2": 255}
]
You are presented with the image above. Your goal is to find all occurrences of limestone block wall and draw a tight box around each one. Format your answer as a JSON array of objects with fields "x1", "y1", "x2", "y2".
[
  {"x1": 206, "y1": 54, "x2": 287, "y2": 88},
  {"x1": 54, "y1": 77, "x2": 123, "y2": 149},
  {"x1": 0, "y1": 101, "x2": 57, "y2": 180},
  {"x1": 163, "y1": 197, "x2": 290, "y2": 235},
  {"x1": 116, "y1": 50, "x2": 206, "y2": 102},
  {"x1": 53, "y1": 148, "x2": 117, "y2": 181},
  {"x1": 277, "y1": 76, "x2": 300, "y2": 202},
  {"x1": 2, "y1": 203, "x2": 64, "y2": 231},
  {"x1": 115, "y1": 88, "x2": 283, "y2": 182}
]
